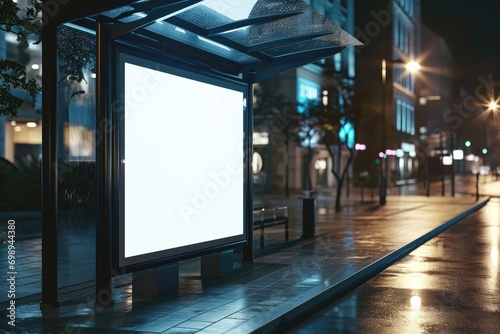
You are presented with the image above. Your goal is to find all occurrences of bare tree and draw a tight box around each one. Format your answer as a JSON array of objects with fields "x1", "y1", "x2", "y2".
[
  {"x1": 303, "y1": 77, "x2": 368, "y2": 212},
  {"x1": 254, "y1": 78, "x2": 299, "y2": 197}
]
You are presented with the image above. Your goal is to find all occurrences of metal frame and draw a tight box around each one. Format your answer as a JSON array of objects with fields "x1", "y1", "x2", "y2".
[
  {"x1": 40, "y1": 12, "x2": 59, "y2": 314},
  {"x1": 112, "y1": 45, "x2": 250, "y2": 273},
  {"x1": 95, "y1": 21, "x2": 114, "y2": 308}
]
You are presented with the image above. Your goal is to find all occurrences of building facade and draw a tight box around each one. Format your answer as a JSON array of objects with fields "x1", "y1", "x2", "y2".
[
  {"x1": 355, "y1": 0, "x2": 421, "y2": 186},
  {"x1": 253, "y1": 0, "x2": 356, "y2": 193},
  {"x1": 415, "y1": 24, "x2": 464, "y2": 178}
]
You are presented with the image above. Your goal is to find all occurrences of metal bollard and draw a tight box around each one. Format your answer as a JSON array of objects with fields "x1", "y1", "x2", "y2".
[{"x1": 302, "y1": 191, "x2": 316, "y2": 238}]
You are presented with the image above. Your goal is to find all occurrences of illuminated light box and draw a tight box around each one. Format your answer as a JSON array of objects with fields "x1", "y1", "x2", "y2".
[
  {"x1": 442, "y1": 155, "x2": 453, "y2": 166},
  {"x1": 117, "y1": 52, "x2": 247, "y2": 270}
]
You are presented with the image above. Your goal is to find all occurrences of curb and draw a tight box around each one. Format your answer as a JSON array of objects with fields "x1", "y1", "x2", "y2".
[{"x1": 252, "y1": 197, "x2": 490, "y2": 333}]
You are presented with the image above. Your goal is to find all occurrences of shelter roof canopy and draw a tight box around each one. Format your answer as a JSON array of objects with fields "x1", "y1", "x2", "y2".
[{"x1": 64, "y1": 0, "x2": 361, "y2": 81}]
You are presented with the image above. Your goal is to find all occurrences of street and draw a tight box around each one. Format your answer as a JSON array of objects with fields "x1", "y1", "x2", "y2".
[{"x1": 287, "y1": 197, "x2": 500, "y2": 333}]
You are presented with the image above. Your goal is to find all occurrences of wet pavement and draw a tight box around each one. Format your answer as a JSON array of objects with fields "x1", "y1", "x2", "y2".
[
  {"x1": 288, "y1": 197, "x2": 500, "y2": 334},
  {"x1": 0, "y1": 177, "x2": 498, "y2": 333}
]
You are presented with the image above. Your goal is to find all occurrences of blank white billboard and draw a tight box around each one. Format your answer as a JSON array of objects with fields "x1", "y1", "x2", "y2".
[{"x1": 120, "y1": 59, "x2": 245, "y2": 267}]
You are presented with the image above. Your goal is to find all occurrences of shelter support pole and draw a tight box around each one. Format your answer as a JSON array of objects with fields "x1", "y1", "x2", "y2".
[
  {"x1": 95, "y1": 21, "x2": 114, "y2": 309},
  {"x1": 40, "y1": 19, "x2": 60, "y2": 316},
  {"x1": 243, "y1": 84, "x2": 255, "y2": 263}
]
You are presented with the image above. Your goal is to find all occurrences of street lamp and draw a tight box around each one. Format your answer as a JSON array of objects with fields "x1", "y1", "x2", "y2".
[
  {"x1": 406, "y1": 61, "x2": 421, "y2": 72},
  {"x1": 379, "y1": 59, "x2": 387, "y2": 205},
  {"x1": 379, "y1": 58, "x2": 420, "y2": 205},
  {"x1": 488, "y1": 101, "x2": 498, "y2": 111}
]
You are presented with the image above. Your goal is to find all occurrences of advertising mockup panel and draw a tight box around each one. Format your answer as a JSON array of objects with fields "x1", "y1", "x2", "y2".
[{"x1": 116, "y1": 51, "x2": 247, "y2": 271}]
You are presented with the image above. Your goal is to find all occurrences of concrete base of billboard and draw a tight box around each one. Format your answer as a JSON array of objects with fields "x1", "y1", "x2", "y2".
[
  {"x1": 132, "y1": 263, "x2": 179, "y2": 296},
  {"x1": 201, "y1": 250, "x2": 234, "y2": 277}
]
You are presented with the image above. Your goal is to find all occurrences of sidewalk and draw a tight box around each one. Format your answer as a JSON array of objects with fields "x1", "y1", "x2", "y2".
[{"x1": 1, "y1": 194, "x2": 490, "y2": 333}]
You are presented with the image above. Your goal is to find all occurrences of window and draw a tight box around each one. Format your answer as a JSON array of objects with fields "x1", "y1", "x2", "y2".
[
  {"x1": 396, "y1": 100, "x2": 402, "y2": 131},
  {"x1": 394, "y1": 65, "x2": 414, "y2": 94},
  {"x1": 410, "y1": 104, "x2": 415, "y2": 135},
  {"x1": 396, "y1": 98, "x2": 415, "y2": 134},
  {"x1": 398, "y1": 0, "x2": 414, "y2": 17},
  {"x1": 334, "y1": 52, "x2": 342, "y2": 72},
  {"x1": 406, "y1": 102, "x2": 411, "y2": 133},
  {"x1": 394, "y1": 17, "x2": 399, "y2": 46},
  {"x1": 401, "y1": 102, "x2": 407, "y2": 133},
  {"x1": 394, "y1": 19, "x2": 410, "y2": 55}
]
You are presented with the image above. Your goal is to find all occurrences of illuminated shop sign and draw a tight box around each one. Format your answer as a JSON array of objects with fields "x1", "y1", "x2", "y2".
[
  {"x1": 253, "y1": 132, "x2": 269, "y2": 145},
  {"x1": 297, "y1": 77, "x2": 320, "y2": 114}
]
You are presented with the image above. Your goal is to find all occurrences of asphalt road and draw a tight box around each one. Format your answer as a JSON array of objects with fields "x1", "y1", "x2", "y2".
[{"x1": 287, "y1": 197, "x2": 500, "y2": 334}]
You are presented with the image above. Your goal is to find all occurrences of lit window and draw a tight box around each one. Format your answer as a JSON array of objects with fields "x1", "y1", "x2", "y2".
[
  {"x1": 407, "y1": 103, "x2": 411, "y2": 133},
  {"x1": 396, "y1": 100, "x2": 402, "y2": 131},
  {"x1": 410, "y1": 105, "x2": 415, "y2": 135},
  {"x1": 394, "y1": 17, "x2": 399, "y2": 46},
  {"x1": 401, "y1": 102, "x2": 407, "y2": 133},
  {"x1": 334, "y1": 52, "x2": 342, "y2": 72}
]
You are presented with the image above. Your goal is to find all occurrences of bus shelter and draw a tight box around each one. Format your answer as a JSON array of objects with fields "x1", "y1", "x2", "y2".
[{"x1": 41, "y1": 0, "x2": 360, "y2": 311}]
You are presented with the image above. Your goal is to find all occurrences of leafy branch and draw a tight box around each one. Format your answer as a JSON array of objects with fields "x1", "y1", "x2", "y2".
[
  {"x1": 57, "y1": 26, "x2": 97, "y2": 100},
  {"x1": 0, "y1": 0, "x2": 42, "y2": 46},
  {"x1": 0, "y1": 0, "x2": 42, "y2": 117},
  {"x1": 0, "y1": 59, "x2": 40, "y2": 117}
]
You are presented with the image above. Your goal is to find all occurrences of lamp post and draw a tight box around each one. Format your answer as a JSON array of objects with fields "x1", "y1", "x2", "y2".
[
  {"x1": 440, "y1": 131, "x2": 445, "y2": 196},
  {"x1": 488, "y1": 101, "x2": 498, "y2": 111},
  {"x1": 379, "y1": 59, "x2": 387, "y2": 205},
  {"x1": 379, "y1": 58, "x2": 420, "y2": 205}
]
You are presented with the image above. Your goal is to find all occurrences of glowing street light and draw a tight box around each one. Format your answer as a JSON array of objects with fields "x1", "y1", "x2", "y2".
[
  {"x1": 379, "y1": 58, "x2": 420, "y2": 206},
  {"x1": 488, "y1": 101, "x2": 498, "y2": 111},
  {"x1": 355, "y1": 143, "x2": 366, "y2": 151},
  {"x1": 405, "y1": 61, "x2": 421, "y2": 73}
]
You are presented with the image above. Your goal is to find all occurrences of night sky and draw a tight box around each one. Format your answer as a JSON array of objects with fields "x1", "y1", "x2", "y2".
[{"x1": 422, "y1": 0, "x2": 500, "y2": 86}]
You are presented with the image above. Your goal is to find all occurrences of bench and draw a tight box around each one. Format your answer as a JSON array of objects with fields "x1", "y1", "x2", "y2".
[{"x1": 253, "y1": 207, "x2": 289, "y2": 249}]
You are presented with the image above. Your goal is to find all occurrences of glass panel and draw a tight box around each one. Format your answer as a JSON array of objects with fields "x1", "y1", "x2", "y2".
[
  {"x1": 144, "y1": 21, "x2": 260, "y2": 64},
  {"x1": 172, "y1": 0, "x2": 361, "y2": 51},
  {"x1": 57, "y1": 25, "x2": 97, "y2": 288},
  {"x1": 262, "y1": 38, "x2": 342, "y2": 57},
  {"x1": 100, "y1": 5, "x2": 136, "y2": 19},
  {"x1": 98, "y1": 0, "x2": 360, "y2": 72}
]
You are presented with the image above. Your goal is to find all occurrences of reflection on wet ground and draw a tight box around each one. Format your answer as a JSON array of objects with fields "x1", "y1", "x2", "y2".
[
  {"x1": 0, "y1": 177, "x2": 497, "y2": 333},
  {"x1": 289, "y1": 198, "x2": 500, "y2": 334},
  {"x1": 0, "y1": 196, "x2": 484, "y2": 333}
]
